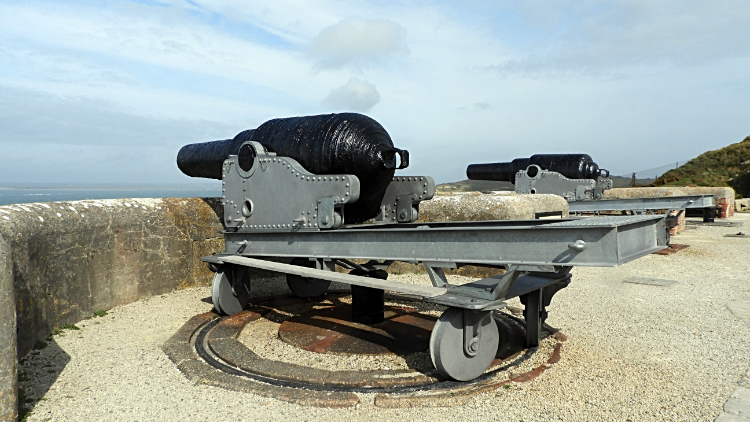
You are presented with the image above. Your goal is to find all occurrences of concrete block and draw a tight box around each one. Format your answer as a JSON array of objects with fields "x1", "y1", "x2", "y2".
[
  {"x1": 733, "y1": 387, "x2": 750, "y2": 402},
  {"x1": 716, "y1": 412, "x2": 750, "y2": 422},
  {"x1": 725, "y1": 398, "x2": 750, "y2": 418},
  {"x1": 418, "y1": 192, "x2": 569, "y2": 223}
]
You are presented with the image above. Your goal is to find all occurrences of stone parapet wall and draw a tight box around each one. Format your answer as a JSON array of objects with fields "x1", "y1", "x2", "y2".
[
  {"x1": 0, "y1": 198, "x2": 224, "y2": 357},
  {"x1": 0, "y1": 237, "x2": 16, "y2": 421},
  {"x1": 603, "y1": 187, "x2": 736, "y2": 218}
]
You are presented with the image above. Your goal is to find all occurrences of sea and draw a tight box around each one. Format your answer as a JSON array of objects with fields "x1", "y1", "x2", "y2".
[{"x1": 0, "y1": 183, "x2": 222, "y2": 207}]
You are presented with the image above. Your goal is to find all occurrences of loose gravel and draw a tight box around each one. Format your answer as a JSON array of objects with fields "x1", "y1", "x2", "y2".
[{"x1": 17, "y1": 214, "x2": 750, "y2": 421}]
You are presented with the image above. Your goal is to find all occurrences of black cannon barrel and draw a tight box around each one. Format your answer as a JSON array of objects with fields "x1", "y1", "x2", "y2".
[
  {"x1": 177, "y1": 113, "x2": 407, "y2": 223},
  {"x1": 466, "y1": 154, "x2": 608, "y2": 183}
]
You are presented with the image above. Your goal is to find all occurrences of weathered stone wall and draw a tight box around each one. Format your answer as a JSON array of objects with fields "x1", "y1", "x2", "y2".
[
  {"x1": 0, "y1": 198, "x2": 224, "y2": 358},
  {"x1": 0, "y1": 237, "x2": 16, "y2": 421},
  {"x1": 0, "y1": 197, "x2": 228, "y2": 420}
]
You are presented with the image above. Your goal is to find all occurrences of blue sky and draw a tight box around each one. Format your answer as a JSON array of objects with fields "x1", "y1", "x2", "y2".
[{"x1": 1, "y1": 0, "x2": 749, "y2": 184}]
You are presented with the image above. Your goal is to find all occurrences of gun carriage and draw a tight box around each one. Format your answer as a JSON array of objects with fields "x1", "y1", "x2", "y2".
[
  {"x1": 179, "y1": 114, "x2": 667, "y2": 382},
  {"x1": 467, "y1": 154, "x2": 718, "y2": 222}
]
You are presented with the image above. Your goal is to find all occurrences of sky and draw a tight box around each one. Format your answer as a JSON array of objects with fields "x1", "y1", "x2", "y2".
[{"x1": 1, "y1": 0, "x2": 749, "y2": 185}]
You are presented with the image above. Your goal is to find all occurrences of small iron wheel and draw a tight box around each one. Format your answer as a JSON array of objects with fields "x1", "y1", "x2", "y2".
[
  {"x1": 429, "y1": 307, "x2": 499, "y2": 381},
  {"x1": 211, "y1": 266, "x2": 251, "y2": 316},
  {"x1": 286, "y1": 258, "x2": 331, "y2": 298}
]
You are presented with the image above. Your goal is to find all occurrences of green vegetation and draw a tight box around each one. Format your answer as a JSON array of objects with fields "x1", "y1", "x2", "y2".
[
  {"x1": 93, "y1": 310, "x2": 108, "y2": 317},
  {"x1": 52, "y1": 323, "x2": 81, "y2": 335},
  {"x1": 652, "y1": 135, "x2": 750, "y2": 198},
  {"x1": 60, "y1": 323, "x2": 80, "y2": 330}
]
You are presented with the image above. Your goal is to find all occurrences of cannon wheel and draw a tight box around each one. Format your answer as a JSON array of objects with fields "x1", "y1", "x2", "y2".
[
  {"x1": 286, "y1": 258, "x2": 331, "y2": 298},
  {"x1": 429, "y1": 307, "x2": 499, "y2": 381},
  {"x1": 211, "y1": 265, "x2": 251, "y2": 316}
]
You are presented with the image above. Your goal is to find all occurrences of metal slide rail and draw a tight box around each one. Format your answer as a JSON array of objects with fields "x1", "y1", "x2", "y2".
[
  {"x1": 568, "y1": 194, "x2": 716, "y2": 213},
  {"x1": 220, "y1": 215, "x2": 667, "y2": 267}
]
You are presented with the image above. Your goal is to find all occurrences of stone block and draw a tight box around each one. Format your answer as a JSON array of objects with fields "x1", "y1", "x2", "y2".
[{"x1": 418, "y1": 192, "x2": 569, "y2": 223}]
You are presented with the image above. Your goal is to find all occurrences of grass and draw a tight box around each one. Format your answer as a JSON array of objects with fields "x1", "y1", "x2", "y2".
[
  {"x1": 652, "y1": 135, "x2": 750, "y2": 198},
  {"x1": 51, "y1": 323, "x2": 81, "y2": 336},
  {"x1": 92, "y1": 310, "x2": 108, "y2": 317}
]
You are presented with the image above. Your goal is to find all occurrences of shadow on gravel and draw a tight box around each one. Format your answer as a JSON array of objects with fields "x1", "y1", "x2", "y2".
[{"x1": 17, "y1": 337, "x2": 71, "y2": 420}]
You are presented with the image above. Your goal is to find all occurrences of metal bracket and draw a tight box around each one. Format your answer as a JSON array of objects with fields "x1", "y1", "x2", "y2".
[
  {"x1": 309, "y1": 257, "x2": 336, "y2": 272},
  {"x1": 334, "y1": 259, "x2": 394, "y2": 272},
  {"x1": 222, "y1": 141, "x2": 359, "y2": 231},
  {"x1": 396, "y1": 194, "x2": 417, "y2": 222},
  {"x1": 375, "y1": 176, "x2": 436, "y2": 222},
  {"x1": 317, "y1": 197, "x2": 343, "y2": 229},
  {"x1": 464, "y1": 309, "x2": 491, "y2": 357},
  {"x1": 490, "y1": 266, "x2": 523, "y2": 300},
  {"x1": 425, "y1": 263, "x2": 452, "y2": 288},
  {"x1": 515, "y1": 167, "x2": 612, "y2": 201}
]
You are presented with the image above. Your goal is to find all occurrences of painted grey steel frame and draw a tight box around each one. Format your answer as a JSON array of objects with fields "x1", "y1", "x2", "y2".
[
  {"x1": 205, "y1": 214, "x2": 665, "y2": 313},
  {"x1": 220, "y1": 215, "x2": 667, "y2": 268},
  {"x1": 568, "y1": 194, "x2": 716, "y2": 213}
]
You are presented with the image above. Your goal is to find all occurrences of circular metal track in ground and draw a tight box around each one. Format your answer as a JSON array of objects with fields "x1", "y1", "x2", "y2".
[{"x1": 162, "y1": 292, "x2": 567, "y2": 408}]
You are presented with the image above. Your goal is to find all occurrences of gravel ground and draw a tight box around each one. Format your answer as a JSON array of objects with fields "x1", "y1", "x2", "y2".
[{"x1": 17, "y1": 214, "x2": 750, "y2": 421}]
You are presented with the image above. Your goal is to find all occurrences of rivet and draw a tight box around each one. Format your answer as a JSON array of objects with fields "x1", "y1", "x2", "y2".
[{"x1": 345, "y1": 183, "x2": 349, "y2": 187}]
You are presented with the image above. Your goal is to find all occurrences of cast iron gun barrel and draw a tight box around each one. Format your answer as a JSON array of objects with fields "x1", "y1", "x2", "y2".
[{"x1": 466, "y1": 154, "x2": 609, "y2": 183}]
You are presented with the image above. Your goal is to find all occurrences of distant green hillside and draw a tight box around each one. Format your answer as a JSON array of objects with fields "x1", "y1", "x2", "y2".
[{"x1": 652, "y1": 135, "x2": 750, "y2": 198}]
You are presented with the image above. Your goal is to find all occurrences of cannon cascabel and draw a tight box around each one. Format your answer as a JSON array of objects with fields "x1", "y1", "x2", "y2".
[{"x1": 177, "y1": 113, "x2": 407, "y2": 223}]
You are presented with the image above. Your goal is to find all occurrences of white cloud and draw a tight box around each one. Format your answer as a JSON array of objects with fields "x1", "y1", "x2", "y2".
[
  {"x1": 308, "y1": 18, "x2": 408, "y2": 70},
  {"x1": 322, "y1": 77, "x2": 380, "y2": 112},
  {"x1": 0, "y1": 85, "x2": 237, "y2": 147},
  {"x1": 489, "y1": 1, "x2": 750, "y2": 76}
]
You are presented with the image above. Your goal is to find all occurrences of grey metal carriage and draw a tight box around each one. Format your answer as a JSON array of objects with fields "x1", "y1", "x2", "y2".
[{"x1": 179, "y1": 137, "x2": 667, "y2": 382}]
